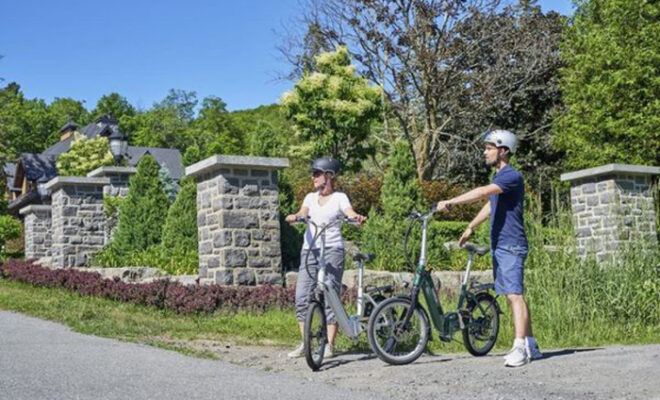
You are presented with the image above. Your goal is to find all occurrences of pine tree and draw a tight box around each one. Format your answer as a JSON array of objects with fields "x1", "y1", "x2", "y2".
[
  {"x1": 381, "y1": 140, "x2": 424, "y2": 219},
  {"x1": 110, "y1": 155, "x2": 169, "y2": 253},
  {"x1": 161, "y1": 177, "x2": 197, "y2": 251}
]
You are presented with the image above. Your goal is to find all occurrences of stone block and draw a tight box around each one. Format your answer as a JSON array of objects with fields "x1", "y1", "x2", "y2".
[
  {"x1": 234, "y1": 231, "x2": 250, "y2": 247},
  {"x1": 223, "y1": 249, "x2": 247, "y2": 267},
  {"x1": 235, "y1": 269, "x2": 256, "y2": 286},
  {"x1": 213, "y1": 230, "x2": 232, "y2": 247},
  {"x1": 248, "y1": 258, "x2": 271, "y2": 269},
  {"x1": 222, "y1": 212, "x2": 259, "y2": 229},
  {"x1": 214, "y1": 269, "x2": 234, "y2": 285}
]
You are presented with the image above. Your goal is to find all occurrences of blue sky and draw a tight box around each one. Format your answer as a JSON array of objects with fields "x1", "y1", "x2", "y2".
[{"x1": 1, "y1": 0, "x2": 574, "y2": 112}]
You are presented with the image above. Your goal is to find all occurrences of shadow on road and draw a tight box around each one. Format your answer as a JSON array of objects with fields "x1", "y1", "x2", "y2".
[{"x1": 538, "y1": 347, "x2": 602, "y2": 361}]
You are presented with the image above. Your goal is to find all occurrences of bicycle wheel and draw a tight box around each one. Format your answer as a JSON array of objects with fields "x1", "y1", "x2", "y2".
[
  {"x1": 462, "y1": 293, "x2": 500, "y2": 356},
  {"x1": 304, "y1": 300, "x2": 327, "y2": 371},
  {"x1": 367, "y1": 297, "x2": 430, "y2": 365}
]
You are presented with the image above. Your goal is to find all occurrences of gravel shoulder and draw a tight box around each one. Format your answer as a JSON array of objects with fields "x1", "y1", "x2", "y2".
[{"x1": 172, "y1": 338, "x2": 660, "y2": 400}]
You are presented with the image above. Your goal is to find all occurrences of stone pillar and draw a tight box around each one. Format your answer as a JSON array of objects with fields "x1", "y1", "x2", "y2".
[
  {"x1": 87, "y1": 166, "x2": 137, "y2": 242},
  {"x1": 186, "y1": 155, "x2": 289, "y2": 285},
  {"x1": 87, "y1": 166, "x2": 137, "y2": 197},
  {"x1": 561, "y1": 164, "x2": 659, "y2": 261},
  {"x1": 45, "y1": 177, "x2": 110, "y2": 268},
  {"x1": 19, "y1": 205, "x2": 52, "y2": 259}
]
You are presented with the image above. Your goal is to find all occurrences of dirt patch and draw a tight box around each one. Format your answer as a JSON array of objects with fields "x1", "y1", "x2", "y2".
[{"x1": 159, "y1": 338, "x2": 660, "y2": 400}]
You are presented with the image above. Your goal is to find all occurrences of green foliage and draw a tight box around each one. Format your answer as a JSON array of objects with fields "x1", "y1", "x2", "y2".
[
  {"x1": 281, "y1": 46, "x2": 382, "y2": 172},
  {"x1": 158, "y1": 166, "x2": 180, "y2": 203},
  {"x1": 381, "y1": 141, "x2": 423, "y2": 219},
  {"x1": 91, "y1": 245, "x2": 198, "y2": 275},
  {"x1": 56, "y1": 133, "x2": 114, "y2": 176},
  {"x1": 231, "y1": 104, "x2": 294, "y2": 158},
  {"x1": 0, "y1": 83, "x2": 58, "y2": 159},
  {"x1": 91, "y1": 93, "x2": 136, "y2": 121},
  {"x1": 553, "y1": 0, "x2": 660, "y2": 169},
  {"x1": 161, "y1": 177, "x2": 197, "y2": 252},
  {"x1": 0, "y1": 215, "x2": 21, "y2": 254},
  {"x1": 110, "y1": 155, "x2": 170, "y2": 254},
  {"x1": 186, "y1": 96, "x2": 244, "y2": 164}
]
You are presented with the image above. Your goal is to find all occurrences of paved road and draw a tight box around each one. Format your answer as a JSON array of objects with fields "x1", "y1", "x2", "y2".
[
  {"x1": 2, "y1": 311, "x2": 659, "y2": 400},
  {"x1": 0, "y1": 311, "x2": 377, "y2": 400}
]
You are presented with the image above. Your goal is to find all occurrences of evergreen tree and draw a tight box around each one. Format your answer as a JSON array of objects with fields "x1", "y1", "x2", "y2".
[
  {"x1": 553, "y1": 0, "x2": 660, "y2": 169},
  {"x1": 161, "y1": 177, "x2": 197, "y2": 251},
  {"x1": 380, "y1": 140, "x2": 424, "y2": 219},
  {"x1": 110, "y1": 155, "x2": 169, "y2": 253}
]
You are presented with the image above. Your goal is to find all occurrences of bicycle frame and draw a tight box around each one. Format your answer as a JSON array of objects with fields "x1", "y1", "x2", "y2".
[
  {"x1": 302, "y1": 218, "x2": 379, "y2": 339},
  {"x1": 404, "y1": 210, "x2": 491, "y2": 341}
]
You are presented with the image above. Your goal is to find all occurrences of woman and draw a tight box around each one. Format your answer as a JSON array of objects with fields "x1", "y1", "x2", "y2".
[{"x1": 285, "y1": 157, "x2": 366, "y2": 359}]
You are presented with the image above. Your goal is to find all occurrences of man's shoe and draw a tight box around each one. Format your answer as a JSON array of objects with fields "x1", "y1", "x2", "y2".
[
  {"x1": 527, "y1": 342, "x2": 544, "y2": 360},
  {"x1": 287, "y1": 342, "x2": 304, "y2": 358},
  {"x1": 323, "y1": 344, "x2": 335, "y2": 359},
  {"x1": 504, "y1": 345, "x2": 529, "y2": 367}
]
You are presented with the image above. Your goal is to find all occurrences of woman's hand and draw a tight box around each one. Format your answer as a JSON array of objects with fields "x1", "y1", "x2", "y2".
[
  {"x1": 285, "y1": 214, "x2": 298, "y2": 224},
  {"x1": 355, "y1": 214, "x2": 367, "y2": 226}
]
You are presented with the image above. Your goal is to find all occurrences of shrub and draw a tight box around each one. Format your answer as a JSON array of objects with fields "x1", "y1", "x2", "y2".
[
  {"x1": 161, "y1": 177, "x2": 197, "y2": 251},
  {"x1": 1, "y1": 259, "x2": 294, "y2": 314},
  {"x1": 0, "y1": 215, "x2": 21, "y2": 258},
  {"x1": 110, "y1": 155, "x2": 170, "y2": 253},
  {"x1": 56, "y1": 133, "x2": 114, "y2": 176}
]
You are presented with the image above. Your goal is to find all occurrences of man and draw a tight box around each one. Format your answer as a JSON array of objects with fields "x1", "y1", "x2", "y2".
[{"x1": 436, "y1": 130, "x2": 542, "y2": 367}]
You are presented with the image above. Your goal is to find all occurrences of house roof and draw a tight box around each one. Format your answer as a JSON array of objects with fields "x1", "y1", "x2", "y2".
[
  {"x1": 59, "y1": 121, "x2": 79, "y2": 133},
  {"x1": 18, "y1": 154, "x2": 58, "y2": 183},
  {"x1": 4, "y1": 162, "x2": 19, "y2": 192},
  {"x1": 127, "y1": 147, "x2": 184, "y2": 179}
]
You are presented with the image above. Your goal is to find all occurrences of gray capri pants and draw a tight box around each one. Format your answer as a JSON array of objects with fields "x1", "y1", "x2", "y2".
[{"x1": 295, "y1": 247, "x2": 345, "y2": 324}]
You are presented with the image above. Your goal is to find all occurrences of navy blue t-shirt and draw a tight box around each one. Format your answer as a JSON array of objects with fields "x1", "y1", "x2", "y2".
[{"x1": 489, "y1": 164, "x2": 528, "y2": 249}]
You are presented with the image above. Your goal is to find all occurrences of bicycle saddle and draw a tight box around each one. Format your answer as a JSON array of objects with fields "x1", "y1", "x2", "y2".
[
  {"x1": 353, "y1": 252, "x2": 376, "y2": 263},
  {"x1": 462, "y1": 242, "x2": 490, "y2": 256}
]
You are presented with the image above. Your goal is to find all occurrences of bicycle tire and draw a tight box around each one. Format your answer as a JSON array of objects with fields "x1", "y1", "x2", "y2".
[
  {"x1": 367, "y1": 297, "x2": 430, "y2": 365},
  {"x1": 462, "y1": 292, "x2": 500, "y2": 356},
  {"x1": 304, "y1": 300, "x2": 327, "y2": 371}
]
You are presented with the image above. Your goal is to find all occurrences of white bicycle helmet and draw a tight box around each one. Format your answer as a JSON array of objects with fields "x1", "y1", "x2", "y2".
[{"x1": 481, "y1": 130, "x2": 518, "y2": 154}]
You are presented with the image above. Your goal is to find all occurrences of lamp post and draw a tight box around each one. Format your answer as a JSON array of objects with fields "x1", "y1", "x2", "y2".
[{"x1": 108, "y1": 129, "x2": 128, "y2": 164}]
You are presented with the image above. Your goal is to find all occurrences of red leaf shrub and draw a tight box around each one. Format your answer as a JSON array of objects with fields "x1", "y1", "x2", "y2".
[{"x1": 1, "y1": 259, "x2": 295, "y2": 315}]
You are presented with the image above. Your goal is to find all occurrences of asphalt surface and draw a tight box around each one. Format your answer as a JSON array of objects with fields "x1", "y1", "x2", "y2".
[
  {"x1": 1, "y1": 310, "x2": 659, "y2": 400},
  {"x1": 0, "y1": 311, "x2": 377, "y2": 400}
]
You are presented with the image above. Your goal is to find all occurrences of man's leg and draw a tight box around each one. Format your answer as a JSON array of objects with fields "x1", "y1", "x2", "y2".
[{"x1": 507, "y1": 294, "x2": 531, "y2": 339}]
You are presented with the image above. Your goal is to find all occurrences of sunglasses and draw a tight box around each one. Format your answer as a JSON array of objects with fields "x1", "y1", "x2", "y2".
[{"x1": 312, "y1": 170, "x2": 324, "y2": 177}]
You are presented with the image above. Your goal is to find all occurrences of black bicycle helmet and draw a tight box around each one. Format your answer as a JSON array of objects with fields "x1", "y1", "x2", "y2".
[{"x1": 310, "y1": 157, "x2": 341, "y2": 177}]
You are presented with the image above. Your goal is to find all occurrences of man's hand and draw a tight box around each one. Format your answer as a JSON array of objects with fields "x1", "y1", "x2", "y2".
[
  {"x1": 285, "y1": 214, "x2": 298, "y2": 224},
  {"x1": 458, "y1": 227, "x2": 473, "y2": 247},
  {"x1": 436, "y1": 200, "x2": 454, "y2": 213}
]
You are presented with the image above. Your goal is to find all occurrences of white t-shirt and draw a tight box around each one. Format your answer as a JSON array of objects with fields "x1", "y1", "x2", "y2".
[{"x1": 302, "y1": 191, "x2": 352, "y2": 249}]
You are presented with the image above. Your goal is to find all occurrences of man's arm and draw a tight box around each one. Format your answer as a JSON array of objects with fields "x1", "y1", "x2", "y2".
[
  {"x1": 437, "y1": 183, "x2": 502, "y2": 212},
  {"x1": 459, "y1": 202, "x2": 491, "y2": 247}
]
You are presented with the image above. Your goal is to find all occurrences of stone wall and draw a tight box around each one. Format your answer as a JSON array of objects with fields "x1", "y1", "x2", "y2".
[
  {"x1": 45, "y1": 177, "x2": 109, "y2": 268},
  {"x1": 561, "y1": 164, "x2": 659, "y2": 261},
  {"x1": 186, "y1": 155, "x2": 289, "y2": 285},
  {"x1": 19, "y1": 205, "x2": 52, "y2": 259}
]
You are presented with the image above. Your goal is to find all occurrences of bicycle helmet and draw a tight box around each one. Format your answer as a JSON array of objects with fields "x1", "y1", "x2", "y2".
[
  {"x1": 481, "y1": 130, "x2": 518, "y2": 154},
  {"x1": 310, "y1": 157, "x2": 341, "y2": 177}
]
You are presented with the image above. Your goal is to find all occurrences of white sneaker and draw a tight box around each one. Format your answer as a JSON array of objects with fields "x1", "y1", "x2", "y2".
[
  {"x1": 287, "y1": 342, "x2": 304, "y2": 358},
  {"x1": 527, "y1": 342, "x2": 543, "y2": 360},
  {"x1": 504, "y1": 345, "x2": 529, "y2": 367},
  {"x1": 323, "y1": 344, "x2": 335, "y2": 359}
]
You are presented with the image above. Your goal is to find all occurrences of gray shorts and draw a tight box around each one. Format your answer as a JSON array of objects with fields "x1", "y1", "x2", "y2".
[{"x1": 295, "y1": 247, "x2": 345, "y2": 324}]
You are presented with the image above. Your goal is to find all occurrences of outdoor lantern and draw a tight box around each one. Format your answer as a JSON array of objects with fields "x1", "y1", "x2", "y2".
[{"x1": 108, "y1": 128, "x2": 128, "y2": 164}]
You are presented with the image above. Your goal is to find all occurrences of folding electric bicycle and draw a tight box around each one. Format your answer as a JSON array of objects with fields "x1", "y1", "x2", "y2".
[
  {"x1": 294, "y1": 216, "x2": 392, "y2": 371},
  {"x1": 367, "y1": 207, "x2": 501, "y2": 365}
]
